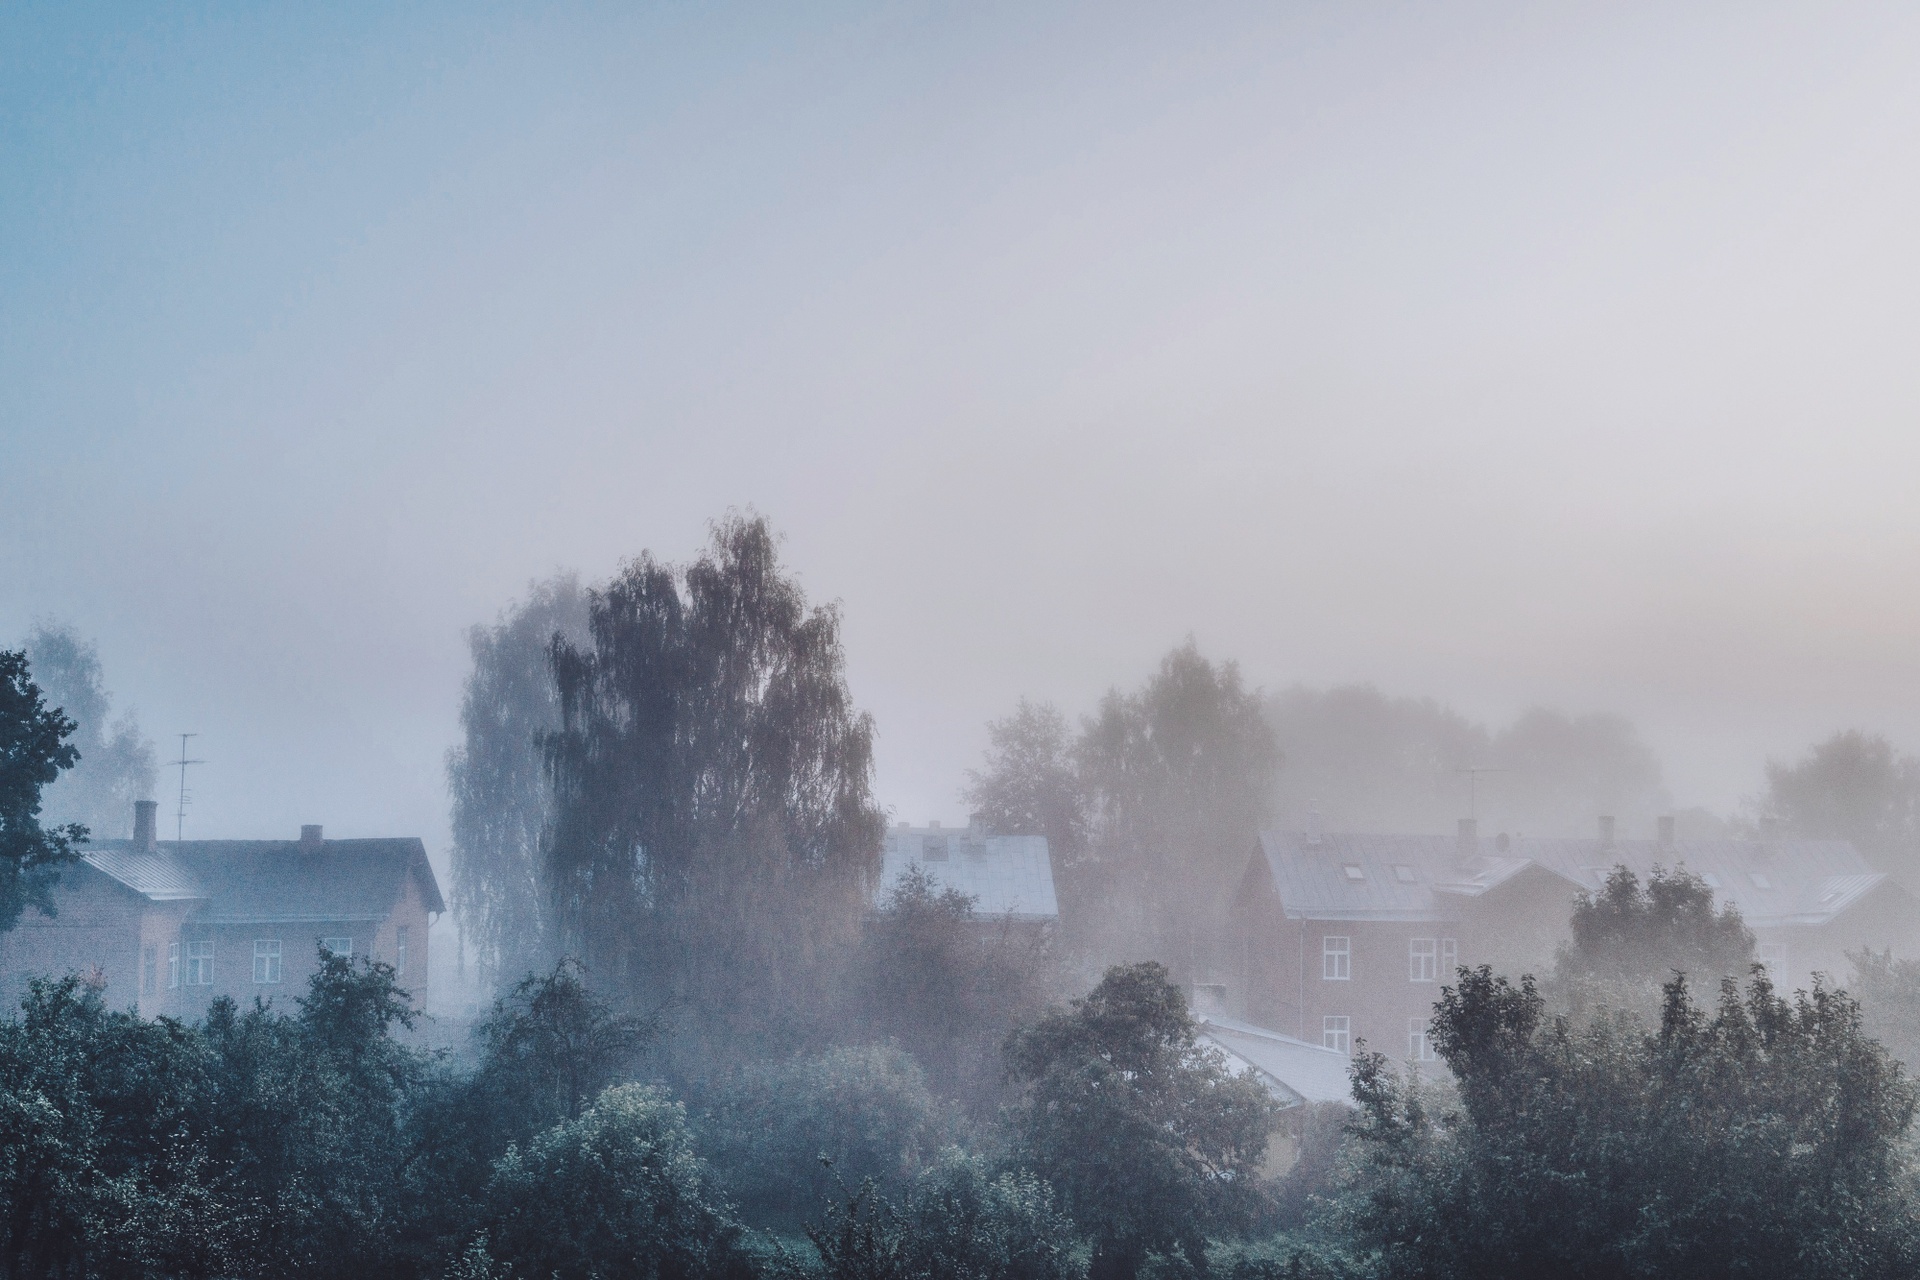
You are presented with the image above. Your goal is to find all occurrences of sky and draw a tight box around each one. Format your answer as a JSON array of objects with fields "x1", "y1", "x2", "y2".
[{"x1": 6, "y1": 2, "x2": 1920, "y2": 875}]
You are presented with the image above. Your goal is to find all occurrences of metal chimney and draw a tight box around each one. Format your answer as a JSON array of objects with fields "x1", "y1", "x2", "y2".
[
  {"x1": 133, "y1": 800, "x2": 158, "y2": 853},
  {"x1": 300, "y1": 824, "x2": 323, "y2": 849},
  {"x1": 1305, "y1": 808, "x2": 1323, "y2": 848}
]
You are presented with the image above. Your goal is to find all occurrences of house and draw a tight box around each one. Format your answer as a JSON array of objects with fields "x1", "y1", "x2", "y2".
[
  {"x1": 874, "y1": 820, "x2": 1058, "y2": 929},
  {"x1": 1229, "y1": 815, "x2": 1920, "y2": 1063},
  {"x1": 0, "y1": 800, "x2": 445, "y2": 1017},
  {"x1": 1196, "y1": 1011, "x2": 1352, "y2": 1108}
]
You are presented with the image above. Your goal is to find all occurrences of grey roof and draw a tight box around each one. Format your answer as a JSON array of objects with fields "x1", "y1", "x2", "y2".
[
  {"x1": 77, "y1": 838, "x2": 446, "y2": 924},
  {"x1": 877, "y1": 828, "x2": 1058, "y2": 921},
  {"x1": 1198, "y1": 1014, "x2": 1353, "y2": 1107},
  {"x1": 1255, "y1": 829, "x2": 1886, "y2": 928}
]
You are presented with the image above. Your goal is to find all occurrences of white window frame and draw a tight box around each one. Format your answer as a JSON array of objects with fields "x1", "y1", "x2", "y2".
[
  {"x1": 167, "y1": 941, "x2": 180, "y2": 989},
  {"x1": 1323, "y1": 935, "x2": 1351, "y2": 981},
  {"x1": 322, "y1": 936, "x2": 353, "y2": 958},
  {"x1": 1441, "y1": 937, "x2": 1458, "y2": 977},
  {"x1": 185, "y1": 939, "x2": 214, "y2": 986},
  {"x1": 396, "y1": 925, "x2": 409, "y2": 977},
  {"x1": 1409, "y1": 937, "x2": 1438, "y2": 982},
  {"x1": 1323, "y1": 1015, "x2": 1351, "y2": 1054},
  {"x1": 253, "y1": 939, "x2": 283, "y2": 984},
  {"x1": 1409, "y1": 1017, "x2": 1436, "y2": 1062}
]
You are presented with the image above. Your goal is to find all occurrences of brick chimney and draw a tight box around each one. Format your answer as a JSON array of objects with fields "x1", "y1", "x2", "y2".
[
  {"x1": 133, "y1": 800, "x2": 157, "y2": 852},
  {"x1": 300, "y1": 824, "x2": 323, "y2": 850}
]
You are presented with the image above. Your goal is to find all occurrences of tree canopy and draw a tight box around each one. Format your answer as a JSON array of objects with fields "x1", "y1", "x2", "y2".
[
  {"x1": 0, "y1": 649, "x2": 87, "y2": 933},
  {"x1": 1762, "y1": 729, "x2": 1920, "y2": 876},
  {"x1": 19, "y1": 623, "x2": 155, "y2": 841}
]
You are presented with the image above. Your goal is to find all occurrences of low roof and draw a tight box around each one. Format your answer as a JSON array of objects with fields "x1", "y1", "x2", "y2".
[
  {"x1": 876, "y1": 828, "x2": 1058, "y2": 920},
  {"x1": 78, "y1": 838, "x2": 445, "y2": 924},
  {"x1": 1198, "y1": 1013, "x2": 1353, "y2": 1107},
  {"x1": 1255, "y1": 829, "x2": 1885, "y2": 928}
]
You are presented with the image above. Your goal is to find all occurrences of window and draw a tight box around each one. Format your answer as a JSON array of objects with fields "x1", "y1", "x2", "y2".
[
  {"x1": 1748, "y1": 871, "x2": 1773, "y2": 890},
  {"x1": 1409, "y1": 938, "x2": 1438, "y2": 982},
  {"x1": 1323, "y1": 1016, "x2": 1351, "y2": 1054},
  {"x1": 1392, "y1": 864, "x2": 1417, "y2": 884},
  {"x1": 322, "y1": 936, "x2": 353, "y2": 957},
  {"x1": 1441, "y1": 938, "x2": 1458, "y2": 976},
  {"x1": 1757, "y1": 942, "x2": 1787, "y2": 977},
  {"x1": 923, "y1": 837, "x2": 949, "y2": 862},
  {"x1": 1323, "y1": 936, "x2": 1351, "y2": 980},
  {"x1": 167, "y1": 942, "x2": 179, "y2": 989},
  {"x1": 1409, "y1": 1018, "x2": 1436, "y2": 1062},
  {"x1": 253, "y1": 939, "x2": 283, "y2": 984},
  {"x1": 185, "y1": 940, "x2": 214, "y2": 986},
  {"x1": 396, "y1": 926, "x2": 409, "y2": 977},
  {"x1": 1342, "y1": 864, "x2": 1366, "y2": 881},
  {"x1": 141, "y1": 946, "x2": 157, "y2": 996}
]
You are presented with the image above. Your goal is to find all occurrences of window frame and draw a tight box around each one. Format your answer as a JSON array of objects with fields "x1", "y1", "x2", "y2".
[
  {"x1": 184, "y1": 939, "x2": 214, "y2": 986},
  {"x1": 321, "y1": 936, "x2": 353, "y2": 958},
  {"x1": 1409, "y1": 1017, "x2": 1436, "y2": 1062},
  {"x1": 167, "y1": 941, "x2": 180, "y2": 989},
  {"x1": 1322, "y1": 935, "x2": 1351, "y2": 981},
  {"x1": 1409, "y1": 937, "x2": 1438, "y2": 982},
  {"x1": 253, "y1": 939, "x2": 283, "y2": 985},
  {"x1": 1441, "y1": 937, "x2": 1458, "y2": 977},
  {"x1": 396, "y1": 925, "x2": 409, "y2": 976},
  {"x1": 1323, "y1": 1015, "x2": 1351, "y2": 1054}
]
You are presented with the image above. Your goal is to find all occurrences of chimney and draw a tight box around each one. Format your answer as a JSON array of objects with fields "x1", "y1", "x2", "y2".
[
  {"x1": 1305, "y1": 808, "x2": 1323, "y2": 848},
  {"x1": 1658, "y1": 815, "x2": 1676, "y2": 849},
  {"x1": 1598, "y1": 815, "x2": 1615, "y2": 847},
  {"x1": 300, "y1": 824, "x2": 323, "y2": 849},
  {"x1": 1456, "y1": 817, "x2": 1478, "y2": 858},
  {"x1": 133, "y1": 800, "x2": 158, "y2": 853}
]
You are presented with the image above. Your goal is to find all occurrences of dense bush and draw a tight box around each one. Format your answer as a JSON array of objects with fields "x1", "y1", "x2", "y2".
[
  {"x1": 474, "y1": 1084, "x2": 750, "y2": 1280},
  {"x1": 701, "y1": 1044, "x2": 958, "y2": 1227}
]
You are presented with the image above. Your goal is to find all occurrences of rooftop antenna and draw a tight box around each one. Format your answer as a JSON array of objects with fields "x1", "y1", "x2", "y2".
[
  {"x1": 173, "y1": 733, "x2": 205, "y2": 843},
  {"x1": 1455, "y1": 766, "x2": 1508, "y2": 821}
]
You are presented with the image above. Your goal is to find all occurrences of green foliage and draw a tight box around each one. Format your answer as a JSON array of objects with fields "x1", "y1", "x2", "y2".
[
  {"x1": 480, "y1": 1083, "x2": 749, "y2": 1280},
  {"x1": 963, "y1": 700, "x2": 1088, "y2": 864},
  {"x1": 19, "y1": 622, "x2": 156, "y2": 841},
  {"x1": 1337, "y1": 964, "x2": 1920, "y2": 1279},
  {"x1": 701, "y1": 1043, "x2": 958, "y2": 1228},
  {"x1": 448, "y1": 574, "x2": 589, "y2": 991},
  {"x1": 850, "y1": 867, "x2": 1054, "y2": 1114},
  {"x1": 1848, "y1": 947, "x2": 1920, "y2": 1069},
  {"x1": 1004, "y1": 962, "x2": 1281, "y2": 1280},
  {"x1": 545, "y1": 515, "x2": 886, "y2": 1062},
  {"x1": 796, "y1": 1151, "x2": 1074, "y2": 1280},
  {"x1": 0, "y1": 648, "x2": 87, "y2": 933},
  {"x1": 1554, "y1": 864, "x2": 1754, "y2": 1010}
]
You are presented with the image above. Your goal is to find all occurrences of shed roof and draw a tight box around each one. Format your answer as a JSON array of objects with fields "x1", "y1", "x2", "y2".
[
  {"x1": 77, "y1": 837, "x2": 445, "y2": 924},
  {"x1": 1254, "y1": 829, "x2": 1884, "y2": 928},
  {"x1": 1198, "y1": 1014, "x2": 1353, "y2": 1107},
  {"x1": 876, "y1": 828, "x2": 1058, "y2": 921}
]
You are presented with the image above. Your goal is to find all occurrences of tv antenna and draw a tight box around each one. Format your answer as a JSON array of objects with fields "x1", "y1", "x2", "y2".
[
  {"x1": 1456, "y1": 766, "x2": 1508, "y2": 820},
  {"x1": 173, "y1": 734, "x2": 205, "y2": 843}
]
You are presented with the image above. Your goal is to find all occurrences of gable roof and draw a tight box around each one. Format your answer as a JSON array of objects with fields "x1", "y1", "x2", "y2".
[
  {"x1": 876, "y1": 828, "x2": 1058, "y2": 921},
  {"x1": 77, "y1": 838, "x2": 445, "y2": 924},
  {"x1": 1198, "y1": 1013, "x2": 1353, "y2": 1107},
  {"x1": 1253, "y1": 829, "x2": 1885, "y2": 928}
]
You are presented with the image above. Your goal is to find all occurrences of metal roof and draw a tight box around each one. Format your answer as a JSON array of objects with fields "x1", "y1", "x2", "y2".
[
  {"x1": 77, "y1": 837, "x2": 446, "y2": 924},
  {"x1": 876, "y1": 828, "x2": 1058, "y2": 921},
  {"x1": 1198, "y1": 1013, "x2": 1352, "y2": 1107},
  {"x1": 1256, "y1": 829, "x2": 1885, "y2": 927}
]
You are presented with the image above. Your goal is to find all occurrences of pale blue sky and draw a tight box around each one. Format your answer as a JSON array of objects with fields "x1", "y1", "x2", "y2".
[{"x1": 7, "y1": 3, "x2": 1920, "y2": 867}]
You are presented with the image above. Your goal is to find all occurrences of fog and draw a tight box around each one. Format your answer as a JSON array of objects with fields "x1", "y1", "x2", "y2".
[{"x1": 8, "y1": 3, "x2": 1920, "y2": 870}]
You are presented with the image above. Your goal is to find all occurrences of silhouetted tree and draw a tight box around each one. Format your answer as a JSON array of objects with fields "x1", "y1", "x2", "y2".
[
  {"x1": 1762, "y1": 729, "x2": 1920, "y2": 876},
  {"x1": 963, "y1": 700, "x2": 1086, "y2": 859},
  {"x1": 849, "y1": 867, "x2": 1054, "y2": 1114},
  {"x1": 1337, "y1": 965, "x2": 1920, "y2": 1279},
  {"x1": 447, "y1": 575, "x2": 589, "y2": 991},
  {"x1": 545, "y1": 516, "x2": 885, "y2": 1061},
  {"x1": 0, "y1": 649, "x2": 86, "y2": 934},
  {"x1": 1552, "y1": 864, "x2": 1754, "y2": 1013},
  {"x1": 1077, "y1": 643, "x2": 1278, "y2": 967},
  {"x1": 19, "y1": 623, "x2": 155, "y2": 841},
  {"x1": 1004, "y1": 962, "x2": 1280, "y2": 1280}
]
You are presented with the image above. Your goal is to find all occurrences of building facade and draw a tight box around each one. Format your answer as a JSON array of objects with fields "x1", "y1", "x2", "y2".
[{"x1": 0, "y1": 801, "x2": 445, "y2": 1017}]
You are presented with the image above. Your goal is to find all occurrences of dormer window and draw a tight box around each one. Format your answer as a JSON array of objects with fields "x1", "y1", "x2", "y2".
[
  {"x1": 1342, "y1": 864, "x2": 1365, "y2": 882},
  {"x1": 1393, "y1": 864, "x2": 1417, "y2": 884}
]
